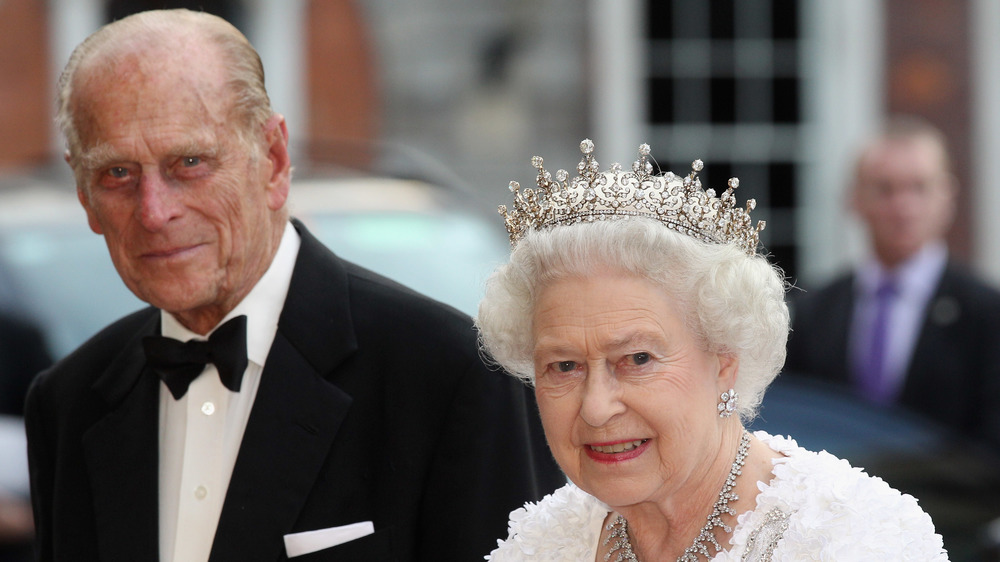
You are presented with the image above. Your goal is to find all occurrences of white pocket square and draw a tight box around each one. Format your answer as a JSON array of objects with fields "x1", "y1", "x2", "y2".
[{"x1": 283, "y1": 521, "x2": 375, "y2": 558}]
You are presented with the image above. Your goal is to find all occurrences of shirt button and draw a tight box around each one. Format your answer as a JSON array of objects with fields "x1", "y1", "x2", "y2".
[
  {"x1": 201, "y1": 401, "x2": 215, "y2": 415},
  {"x1": 194, "y1": 485, "x2": 208, "y2": 500}
]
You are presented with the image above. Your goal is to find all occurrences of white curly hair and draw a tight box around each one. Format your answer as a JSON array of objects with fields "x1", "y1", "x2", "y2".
[{"x1": 476, "y1": 218, "x2": 790, "y2": 421}]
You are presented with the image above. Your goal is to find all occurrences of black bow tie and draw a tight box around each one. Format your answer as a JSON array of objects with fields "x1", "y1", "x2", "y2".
[{"x1": 143, "y1": 315, "x2": 249, "y2": 400}]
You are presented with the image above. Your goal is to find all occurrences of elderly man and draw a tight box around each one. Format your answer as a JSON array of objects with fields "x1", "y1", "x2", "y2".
[
  {"x1": 25, "y1": 9, "x2": 560, "y2": 562},
  {"x1": 785, "y1": 116, "x2": 1000, "y2": 449}
]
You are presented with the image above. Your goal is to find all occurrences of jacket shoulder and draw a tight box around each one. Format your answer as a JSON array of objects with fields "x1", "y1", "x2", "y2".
[
  {"x1": 342, "y1": 259, "x2": 479, "y2": 344},
  {"x1": 30, "y1": 307, "x2": 157, "y2": 395}
]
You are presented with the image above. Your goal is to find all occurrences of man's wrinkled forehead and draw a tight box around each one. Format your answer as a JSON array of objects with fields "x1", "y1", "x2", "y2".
[
  {"x1": 76, "y1": 27, "x2": 208, "y2": 88},
  {"x1": 71, "y1": 38, "x2": 229, "y2": 127}
]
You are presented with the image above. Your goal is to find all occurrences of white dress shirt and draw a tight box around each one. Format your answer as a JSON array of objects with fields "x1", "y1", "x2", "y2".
[
  {"x1": 849, "y1": 241, "x2": 947, "y2": 402},
  {"x1": 158, "y1": 222, "x2": 300, "y2": 562}
]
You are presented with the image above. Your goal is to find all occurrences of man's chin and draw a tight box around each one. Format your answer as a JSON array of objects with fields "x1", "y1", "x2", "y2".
[{"x1": 137, "y1": 285, "x2": 213, "y2": 314}]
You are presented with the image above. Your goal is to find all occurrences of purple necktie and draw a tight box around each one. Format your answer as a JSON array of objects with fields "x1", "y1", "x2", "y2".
[{"x1": 856, "y1": 277, "x2": 898, "y2": 404}]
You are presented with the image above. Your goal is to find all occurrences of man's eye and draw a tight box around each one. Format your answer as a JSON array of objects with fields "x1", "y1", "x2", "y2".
[
  {"x1": 108, "y1": 166, "x2": 129, "y2": 178},
  {"x1": 182, "y1": 156, "x2": 201, "y2": 167},
  {"x1": 555, "y1": 361, "x2": 577, "y2": 373}
]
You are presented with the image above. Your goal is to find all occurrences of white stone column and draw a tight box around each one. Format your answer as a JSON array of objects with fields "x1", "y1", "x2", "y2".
[
  {"x1": 48, "y1": 0, "x2": 103, "y2": 156},
  {"x1": 587, "y1": 0, "x2": 646, "y2": 165},
  {"x1": 245, "y1": 0, "x2": 308, "y2": 163},
  {"x1": 971, "y1": 0, "x2": 1000, "y2": 284},
  {"x1": 798, "y1": 0, "x2": 884, "y2": 284}
]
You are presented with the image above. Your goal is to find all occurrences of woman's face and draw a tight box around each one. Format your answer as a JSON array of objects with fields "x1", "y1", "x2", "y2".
[{"x1": 532, "y1": 273, "x2": 736, "y2": 509}]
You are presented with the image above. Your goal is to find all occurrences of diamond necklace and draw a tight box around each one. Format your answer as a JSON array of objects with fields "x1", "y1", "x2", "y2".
[{"x1": 603, "y1": 431, "x2": 752, "y2": 562}]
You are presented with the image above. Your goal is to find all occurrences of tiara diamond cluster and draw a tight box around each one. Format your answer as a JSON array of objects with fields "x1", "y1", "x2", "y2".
[{"x1": 499, "y1": 139, "x2": 765, "y2": 255}]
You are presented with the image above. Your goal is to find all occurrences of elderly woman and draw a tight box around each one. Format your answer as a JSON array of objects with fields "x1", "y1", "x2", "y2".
[{"x1": 477, "y1": 140, "x2": 947, "y2": 561}]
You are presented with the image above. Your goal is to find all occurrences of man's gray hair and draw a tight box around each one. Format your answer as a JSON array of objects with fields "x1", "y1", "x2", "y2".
[{"x1": 57, "y1": 9, "x2": 273, "y2": 167}]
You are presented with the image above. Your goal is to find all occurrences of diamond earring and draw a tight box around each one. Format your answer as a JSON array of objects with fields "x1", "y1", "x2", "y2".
[{"x1": 718, "y1": 388, "x2": 738, "y2": 418}]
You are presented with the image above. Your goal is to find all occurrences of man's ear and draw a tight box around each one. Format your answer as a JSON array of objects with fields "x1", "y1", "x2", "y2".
[{"x1": 262, "y1": 114, "x2": 291, "y2": 211}]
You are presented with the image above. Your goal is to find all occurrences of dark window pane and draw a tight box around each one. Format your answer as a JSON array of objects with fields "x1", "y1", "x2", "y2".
[
  {"x1": 660, "y1": 159, "x2": 701, "y2": 176},
  {"x1": 648, "y1": 77, "x2": 674, "y2": 124},
  {"x1": 733, "y1": 164, "x2": 768, "y2": 204},
  {"x1": 772, "y1": 0, "x2": 799, "y2": 41},
  {"x1": 709, "y1": 0, "x2": 735, "y2": 40},
  {"x1": 772, "y1": 77, "x2": 799, "y2": 123},
  {"x1": 674, "y1": 78, "x2": 709, "y2": 123},
  {"x1": 773, "y1": 44, "x2": 799, "y2": 75},
  {"x1": 710, "y1": 77, "x2": 736, "y2": 123},
  {"x1": 737, "y1": 78, "x2": 771, "y2": 123},
  {"x1": 106, "y1": 0, "x2": 244, "y2": 30},
  {"x1": 702, "y1": 162, "x2": 734, "y2": 193},
  {"x1": 647, "y1": 0, "x2": 674, "y2": 40},
  {"x1": 649, "y1": 154, "x2": 674, "y2": 175},
  {"x1": 767, "y1": 244, "x2": 797, "y2": 283},
  {"x1": 769, "y1": 163, "x2": 796, "y2": 208}
]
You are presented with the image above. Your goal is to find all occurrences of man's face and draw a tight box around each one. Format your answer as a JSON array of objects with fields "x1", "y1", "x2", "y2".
[
  {"x1": 69, "y1": 44, "x2": 289, "y2": 332},
  {"x1": 852, "y1": 136, "x2": 955, "y2": 268}
]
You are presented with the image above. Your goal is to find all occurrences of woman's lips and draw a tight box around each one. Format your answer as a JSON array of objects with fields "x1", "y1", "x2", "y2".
[
  {"x1": 585, "y1": 438, "x2": 650, "y2": 462},
  {"x1": 589, "y1": 439, "x2": 646, "y2": 454}
]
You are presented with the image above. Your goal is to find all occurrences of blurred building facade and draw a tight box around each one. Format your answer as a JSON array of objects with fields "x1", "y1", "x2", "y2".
[{"x1": 0, "y1": 0, "x2": 998, "y2": 286}]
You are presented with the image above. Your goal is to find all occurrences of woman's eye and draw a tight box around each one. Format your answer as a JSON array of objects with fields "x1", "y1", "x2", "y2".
[
  {"x1": 555, "y1": 361, "x2": 577, "y2": 373},
  {"x1": 630, "y1": 352, "x2": 651, "y2": 365},
  {"x1": 182, "y1": 156, "x2": 201, "y2": 167}
]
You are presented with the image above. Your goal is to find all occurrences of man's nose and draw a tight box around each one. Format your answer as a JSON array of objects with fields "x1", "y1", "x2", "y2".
[{"x1": 135, "y1": 171, "x2": 182, "y2": 230}]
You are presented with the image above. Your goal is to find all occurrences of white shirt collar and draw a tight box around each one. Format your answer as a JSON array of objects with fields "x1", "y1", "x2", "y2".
[
  {"x1": 856, "y1": 241, "x2": 948, "y2": 300},
  {"x1": 160, "y1": 221, "x2": 301, "y2": 366}
]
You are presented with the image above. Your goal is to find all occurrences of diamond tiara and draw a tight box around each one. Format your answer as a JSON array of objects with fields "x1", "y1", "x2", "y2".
[{"x1": 499, "y1": 139, "x2": 765, "y2": 255}]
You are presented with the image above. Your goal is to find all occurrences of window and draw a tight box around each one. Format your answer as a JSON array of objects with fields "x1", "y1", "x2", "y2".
[{"x1": 645, "y1": 0, "x2": 801, "y2": 278}]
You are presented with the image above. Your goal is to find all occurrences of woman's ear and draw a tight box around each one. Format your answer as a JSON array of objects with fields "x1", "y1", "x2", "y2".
[{"x1": 717, "y1": 353, "x2": 739, "y2": 390}]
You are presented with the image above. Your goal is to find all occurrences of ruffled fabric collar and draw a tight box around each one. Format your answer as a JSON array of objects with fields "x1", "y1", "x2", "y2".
[{"x1": 487, "y1": 431, "x2": 948, "y2": 561}]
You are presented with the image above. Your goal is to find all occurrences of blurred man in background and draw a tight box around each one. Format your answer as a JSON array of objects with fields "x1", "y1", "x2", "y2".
[{"x1": 786, "y1": 115, "x2": 1000, "y2": 450}]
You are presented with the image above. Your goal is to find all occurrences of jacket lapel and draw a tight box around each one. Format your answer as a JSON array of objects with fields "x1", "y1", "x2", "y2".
[
  {"x1": 81, "y1": 311, "x2": 162, "y2": 561},
  {"x1": 210, "y1": 221, "x2": 359, "y2": 562},
  {"x1": 830, "y1": 276, "x2": 856, "y2": 384},
  {"x1": 903, "y1": 265, "x2": 961, "y2": 395}
]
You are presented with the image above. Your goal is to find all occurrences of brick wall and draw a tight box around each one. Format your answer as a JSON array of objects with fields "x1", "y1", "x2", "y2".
[{"x1": 0, "y1": 0, "x2": 51, "y2": 169}]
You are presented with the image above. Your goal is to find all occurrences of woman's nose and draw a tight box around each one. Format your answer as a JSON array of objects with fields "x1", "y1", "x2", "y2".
[{"x1": 579, "y1": 366, "x2": 626, "y2": 427}]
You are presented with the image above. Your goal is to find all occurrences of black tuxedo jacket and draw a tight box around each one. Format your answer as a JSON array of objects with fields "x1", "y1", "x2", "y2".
[
  {"x1": 25, "y1": 220, "x2": 562, "y2": 561},
  {"x1": 785, "y1": 263, "x2": 1000, "y2": 449}
]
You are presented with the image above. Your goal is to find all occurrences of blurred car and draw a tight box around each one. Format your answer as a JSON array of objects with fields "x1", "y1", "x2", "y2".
[
  {"x1": 750, "y1": 375, "x2": 1000, "y2": 561},
  {"x1": 0, "y1": 173, "x2": 509, "y2": 359}
]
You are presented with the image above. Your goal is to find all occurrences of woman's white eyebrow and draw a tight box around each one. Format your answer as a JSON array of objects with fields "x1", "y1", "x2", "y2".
[
  {"x1": 532, "y1": 339, "x2": 576, "y2": 359},
  {"x1": 606, "y1": 331, "x2": 660, "y2": 352},
  {"x1": 533, "y1": 331, "x2": 662, "y2": 359}
]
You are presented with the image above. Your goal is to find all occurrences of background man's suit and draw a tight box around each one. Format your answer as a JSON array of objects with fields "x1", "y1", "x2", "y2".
[
  {"x1": 26, "y1": 221, "x2": 562, "y2": 561},
  {"x1": 785, "y1": 263, "x2": 1000, "y2": 450}
]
